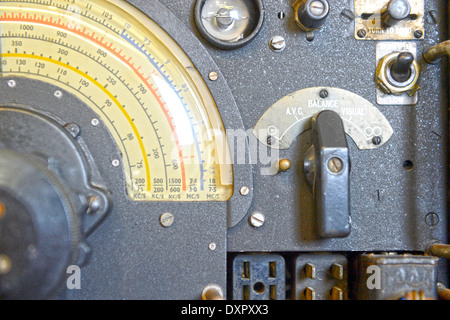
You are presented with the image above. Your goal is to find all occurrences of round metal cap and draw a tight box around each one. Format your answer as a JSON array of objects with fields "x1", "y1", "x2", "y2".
[{"x1": 387, "y1": 0, "x2": 411, "y2": 20}]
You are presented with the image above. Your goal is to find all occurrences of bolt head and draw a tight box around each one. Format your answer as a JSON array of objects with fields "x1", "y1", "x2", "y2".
[
  {"x1": 278, "y1": 159, "x2": 291, "y2": 172},
  {"x1": 319, "y1": 89, "x2": 328, "y2": 98},
  {"x1": 310, "y1": 0, "x2": 327, "y2": 17},
  {"x1": 425, "y1": 212, "x2": 439, "y2": 227},
  {"x1": 112, "y1": 159, "x2": 120, "y2": 167},
  {"x1": 269, "y1": 36, "x2": 286, "y2": 52},
  {"x1": 372, "y1": 136, "x2": 382, "y2": 146},
  {"x1": 249, "y1": 212, "x2": 265, "y2": 228},
  {"x1": 91, "y1": 118, "x2": 100, "y2": 127},
  {"x1": 414, "y1": 30, "x2": 423, "y2": 38},
  {"x1": 160, "y1": 212, "x2": 174, "y2": 227},
  {"x1": 357, "y1": 29, "x2": 366, "y2": 38},
  {"x1": 327, "y1": 157, "x2": 344, "y2": 174},
  {"x1": 208, "y1": 72, "x2": 219, "y2": 81},
  {"x1": 240, "y1": 186, "x2": 250, "y2": 196}
]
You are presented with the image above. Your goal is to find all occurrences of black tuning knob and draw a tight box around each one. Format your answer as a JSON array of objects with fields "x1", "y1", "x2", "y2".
[
  {"x1": 294, "y1": 0, "x2": 330, "y2": 31},
  {"x1": 390, "y1": 52, "x2": 414, "y2": 83},
  {"x1": 0, "y1": 149, "x2": 81, "y2": 299}
]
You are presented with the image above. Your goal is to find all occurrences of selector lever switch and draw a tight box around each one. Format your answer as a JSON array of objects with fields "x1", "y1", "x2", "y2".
[{"x1": 304, "y1": 110, "x2": 351, "y2": 238}]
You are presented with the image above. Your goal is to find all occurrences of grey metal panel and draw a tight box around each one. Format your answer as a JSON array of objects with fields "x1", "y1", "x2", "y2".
[{"x1": 164, "y1": 0, "x2": 448, "y2": 252}]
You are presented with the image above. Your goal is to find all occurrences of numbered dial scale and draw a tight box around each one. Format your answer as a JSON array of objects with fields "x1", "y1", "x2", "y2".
[{"x1": 0, "y1": 0, "x2": 234, "y2": 201}]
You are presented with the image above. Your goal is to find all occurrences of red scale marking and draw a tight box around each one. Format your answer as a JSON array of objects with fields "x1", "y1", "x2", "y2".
[{"x1": 0, "y1": 11, "x2": 188, "y2": 191}]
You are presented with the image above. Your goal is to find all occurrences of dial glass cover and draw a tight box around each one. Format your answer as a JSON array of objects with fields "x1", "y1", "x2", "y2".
[{"x1": 0, "y1": 0, "x2": 234, "y2": 201}]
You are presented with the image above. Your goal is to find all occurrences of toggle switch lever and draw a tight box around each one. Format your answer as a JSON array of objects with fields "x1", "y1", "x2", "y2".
[
  {"x1": 390, "y1": 52, "x2": 414, "y2": 83},
  {"x1": 304, "y1": 110, "x2": 351, "y2": 238}
]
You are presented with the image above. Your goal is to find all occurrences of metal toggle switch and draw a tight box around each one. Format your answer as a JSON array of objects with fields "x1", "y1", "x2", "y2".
[{"x1": 304, "y1": 110, "x2": 351, "y2": 238}]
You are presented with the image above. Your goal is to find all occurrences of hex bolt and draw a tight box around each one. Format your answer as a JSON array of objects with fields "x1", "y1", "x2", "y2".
[
  {"x1": 249, "y1": 212, "x2": 265, "y2": 228},
  {"x1": 269, "y1": 36, "x2": 286, "y2": 52},
  {"x1": 160, "y1": 212, "x2": 174, "y2": 228},
  {"x1": 112, "y1": 159, "x2": 120, "y2": 167}
]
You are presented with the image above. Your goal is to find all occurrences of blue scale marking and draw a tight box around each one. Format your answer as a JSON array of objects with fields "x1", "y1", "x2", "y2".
[{"x1": 121, "y1": 30, "x2": 205, "y2": 191}]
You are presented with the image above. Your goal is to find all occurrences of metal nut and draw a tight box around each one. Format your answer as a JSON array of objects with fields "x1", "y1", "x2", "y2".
[{"x1": 376, "y1": 52, "x2": 420, "y2": 96}]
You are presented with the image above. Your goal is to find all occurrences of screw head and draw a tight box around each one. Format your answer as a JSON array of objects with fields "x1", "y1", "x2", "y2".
[
  {"x1": 240, "y1": 186, "x2": 250, "y2": 196},
  {"x1": 319, "y1": 89, "x2": 329, "y2": 98},
  {"x1": 372, "y1": 136, "x2": 382, "y2": 146},
  {"x1": 269, "y1": 36, "x2": 286, "y2": 52},
  {"x1": 249, "y1": 212, "x2": 265, "y2": 228},
  {"x1": 327, "y1": 157, "x2": 344, "y2": 174},
  {"x1": 160, "y1": 212, "x2": 174, "y2": 228},
  {"x1": 208, "y1": 71, "x2": 219, "y2": 81},
  {"x1": 310, "y1": 0, "x2": 327, "y2": 16},
  {"x1": 425, "y1": 212, "x2": 439, "y2": 227},
  {"x1": 414, "y1": 30, "x2": 423, "y2": 38},
  {"x1": 357, "y1": 29, "x2": 366, "y2": 38},
  {"x1": 208, "y1": 242, "x2": 217, "y2": 251}
]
